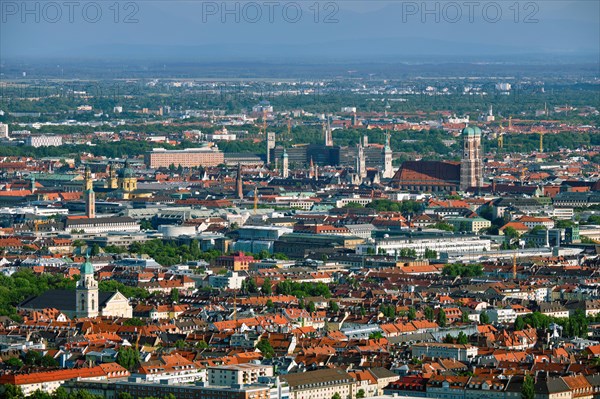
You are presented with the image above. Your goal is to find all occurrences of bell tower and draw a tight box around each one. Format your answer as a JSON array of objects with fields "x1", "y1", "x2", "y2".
[
  {"x1": 382, "y1": 130, "x2": 394, "y2": 178},
  {"x1": 460, "y1": 125, "x2": 483, "y2": 191},
  {"x1": 84, "y1": 166, "x2": 95, "y2": 219},
  {"x1": 76, "y1": 255, "x2": 99, "y2": 318}
]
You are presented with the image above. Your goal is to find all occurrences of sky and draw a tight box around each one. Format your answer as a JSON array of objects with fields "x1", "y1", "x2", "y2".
[{"x1": 1, "y1": 0, "x2": 599, "y2": 61}]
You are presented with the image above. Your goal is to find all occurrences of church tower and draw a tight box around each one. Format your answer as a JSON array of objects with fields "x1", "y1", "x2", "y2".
[
  {"x1": 358, "y1": 136, "x2": 367, "y2": 179},
  {"x1": 323, "y1": 117, "x2": 333, "y2": 147},
  {"x1": 266, "y1": 132, "x2": 276, "y2": 165},
  {"x1": 107, "y1": 163, "x2": 118, "y2": 189},
  {"x1": 84, "y1": 166, "x2": 95, "y2": 219},
  {"x1": 282, "y1": 149, "x2": 289, "y2": 178},
  {"x1": 382, "y1": 131, "x2": 394, "y2": 178},
  {"x1": 236, "y1": 163, "x2": 243, "y2": 199},
  {"x1": 76, "y1": 255, "x2": 99, "y2": 318},
  {"x1": 460, "y1": 125, "x2": 483, "y2": 191}
]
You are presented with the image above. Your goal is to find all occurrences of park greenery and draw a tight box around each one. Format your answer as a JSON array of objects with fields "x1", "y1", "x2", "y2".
[
  {"x1": 129, "y1": 239, "x2": 221, "y2": 266},
  {"x1": 275, "y1": 280, "x2": 331, "y2": 299},
  {"x1": 441, "y1": 264, "x2": 484, "y2": 278},
  {"x1": 514, "y1": 310, "x2": 595, "y2": 338}
]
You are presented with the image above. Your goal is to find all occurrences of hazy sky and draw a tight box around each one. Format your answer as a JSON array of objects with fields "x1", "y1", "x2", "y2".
[{"x1": 1, "y1": 0, "x2": 598, "y2": 60}]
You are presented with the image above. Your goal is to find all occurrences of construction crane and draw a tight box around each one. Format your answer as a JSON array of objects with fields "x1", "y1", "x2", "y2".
[
  {"x1": 34, "y1": 219, "x2": 50, "y2": 233},
  {"x1": 520, "y1": 167, "x2": 528, "y2": 183}
]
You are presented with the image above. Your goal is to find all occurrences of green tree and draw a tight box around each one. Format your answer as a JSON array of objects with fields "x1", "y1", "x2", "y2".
[
  {"x1": 369, "y1": 331, "x2": 384, "y2": 340},
  {"x1": 170, "y1": 288, "x2": 180, "y2": 304},
  {"x1": 5, "y1": 357, "x2": 23, "y2": 368},
  {"x1": 104, "y1": 245, "x2": 128, "y2": 254},
  {"x1": 175, "y1": 339, "x2": 186, "y2": 349},
  {"x1": 3, "y1": 385, "x2": 24, "y2": 399},
  {"x1": 24, "y1": 350, "x2": 43, "y2": 365},
  {"x1": 343, "y1": 202, "x2": 364, "y2": 209},
  {"x1": 522, "y1": 375, "x2": 535, "y2": 399},
  {"x1": 408, "y1": 307, "x2": 417, "y2": 321},
  {"x1": 196, "y1": 340, "x2": 209, "y2": 349},
  {"x1": 52, "y1": 387, "x2": 69, "y2": 399},
  {"x1": 116, "y1": 347, "x2": 140, "y2": 371},
  {"x1": 256, "y1": 338, "x2": 275, "y2": 359},
  {"x1": 262, "y1": 278, "x2": 272, "y2": 295},
  {"x1": 245, "y1": 277, "x2": 258, "y2": 294},
  {"x1": 380, "y1": 304, "x2": 396, "y2": 319},
  {"x1": 514, "y1": 316, "x2": 526, "y2": 331},
  {"x1": 461, "y1": 311, "x2": 470, "y2": 323},
  {"x1": 503, "y1": 226, "x2": 520, "y2": 240},
  {"x1": 555, "y1": 220, "x2": 574, "y2": 229},
  {"x1": 437, "y1": 309, "x2": 447, "y2": 327},
  {"x1": 424, "y1": 306, "x2": 434, "y2": 322},
  {"x1": 480, "y1": 311, "x2": 490, "y2": 325},
  {"x1": 140, "y1": 219, "x2": 153, "y2": 230},
  {"x1": 307, "y1": 301, "x2": 316, "y2": 313},
  {"x1": 424, "y1": 248, "x2": 438, "y2": 259},
  {"x1": 329, "y1": 300, "x2": 340, "y2": 312},
  {"x1": 40, "y1": 354, "x2": 59, "y2": 367},
  {"x1": 457, "y1": 331, "x2": 468, "y2": 344},
  {"x1": 332, "y1": 393, "x2": 342, "y2": 399},
  {"x1": 357, "y1": 389, "x2": 366, "y2": 399},
  {"x1": 442, "y1": 264, "x2": 483, "y2": 278},
  {"x1": 29, "y1": 390, "x2": 51, "y2": 399},
  {"x1": 90, "y1": 243, "x2": 101, "y2": 256},
  {"x1": 429, "y1": 222, "x2": 454, "y2": 232},
  {"x1": 123, "y1": 318, "x2": 145, "y2": 327}
]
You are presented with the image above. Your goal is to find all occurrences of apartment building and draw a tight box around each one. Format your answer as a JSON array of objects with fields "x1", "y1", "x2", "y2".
[
  {"x1": 208, "y1": 364, "x2": 273, "y2": 386},
  {"x1": 412, "y1": 343, "x2": 478, "y2": 362},
  {"x1": 145, "y1": 147, "x2": 224, "y2": 168},
  {"x1": 26, "y1": 135, "x2": 63, "y2": 147},
  {"x1": 282, "y1": 368, "x2": 356, "y2": 399}
]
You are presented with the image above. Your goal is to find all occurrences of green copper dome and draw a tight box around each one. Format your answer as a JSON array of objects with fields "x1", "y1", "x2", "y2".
[
  {"x1": 118, "y1": 159, "x2": 135, "y2": 178},
  {"x1": 462, "y1": 126, "x2": 474, "y2": 136},
  {"x1": 462, "y1": 125, "x2": 481, "y2": 137},
  {"x1": 80, "y1": 257, "x2": 94, "y2": 275}
]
